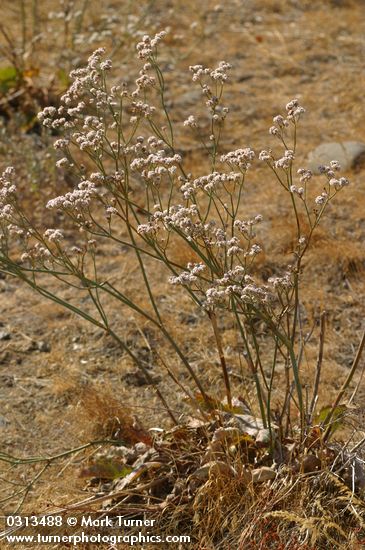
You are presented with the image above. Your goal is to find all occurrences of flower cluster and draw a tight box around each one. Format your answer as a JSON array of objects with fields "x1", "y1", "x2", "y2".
[
  {"x1": 314, "y1": 192, "x2": 328, "y2": 205},
  {"x1": 74, "y1": 115, "x2": 105, "y2": 151},
  {"x1": 268, "y1": 271, "x2": 293, "y2": 290},
  {"x1": 204, "y1": 274, "x2": 273, "y2": 308},
  {"x1": 44, "y1": 229, "x2": 64, "y2": 243},
  {"x1": 169, "y1": 263, "x2": 206, "y2": 285},
  {"x1": 187, "y1": 61, "x2": 231, "y2": 126},
  {"x1": 137, "y1": 221, "x2": 159, "y2": 236},
  {"x1": 38, "y1": 48, "x2": 110, "y2": 132},
  {"x1": 37, "y1": 47, "x2": 126, "y2": 169},
  {"x1": 0, "y1": 167, "x2": 16, "y2": 222},
  {"x1": 130, "y1": 151, "x2": 182, "y2": 183},
  {"x1": 312, "y1": 161, "x2": 350, "y2": 206},
  {"x1": 220, "y1": 148, "x2": 255, "y2": 169},
  {"x1": 118, "y1": 136, "x2": 165, "y2": 159},
  {"x1": 180, "y1": 171, "x2": 241, "y2": 198},
  {"x1": 130, "y1": 100, "x2": 156, "y2": 121},
  {"x1": 258, "y1": 106, "x2": 350, "y2": 214},
  {"x1": 274, "y1": 149, "x2": 295, "y2": 170},
  {"x1": 168, "y1": 256, "x2": 274, "y2": 310},
  {"x1": 239, "y1": 282, "x2": 273, "y2": 305},
  {"x1": 286, "y1": 98, "x2": 305, "y2": 121},
  {"x1": 269, "y1": 98, "x2": 305, "y2": 137},
  {"x1": 183, "y1": 115, "x2": 198, "y2": 128},
  {"x1": 21, "y1": 244, "x2": 52, "y2": 265},
  {"x1": 135, "y1": 63, "x2": 156, "y2": 94},
  {"x1": 136, "y1": 31, "x2": 167, "y2": 59},
  {"x1": 258, "y1": 150, "x2": 273, "y2": 162},
  {"x1": 189, "y1": 61, "x2": 231, "y2": 84},
  {"x1": 148, "y1": 205, "x2": 200, "y2": 238},
  {"x1": 297, "y1": 168, "x2": 312, "y2": 183},
  {"x1": 318, "y1": 162, "x2": 349, "y2": 189},
  {"x1": 46, "y1": 180, "x2": 98, "y2": 211},
  {"x1": 290, "y1": 185, "x2": 304, "y2": 196},
  {"x1": 210, "y1": 61, "x2": 232, "y2": 82},
  {"x1": 234, "y1": 215, "x2": 263, "y2": 239}
]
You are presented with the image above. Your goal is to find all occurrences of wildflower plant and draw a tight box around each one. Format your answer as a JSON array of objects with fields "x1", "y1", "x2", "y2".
[{"x1": 0, "y1": 32, "x2": 357, "y2": 448}]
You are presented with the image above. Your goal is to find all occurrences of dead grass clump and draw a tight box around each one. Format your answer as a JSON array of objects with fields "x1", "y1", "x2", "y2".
[
  {"x1": 237, "y1": 473, "x2": 365, "y2": 549},
  {"x1": 57, "y1": 407, "x2": 365, "y2": 550},
  {"x1": 76, "y1": 385, "x2": 152, "y2": 445}
]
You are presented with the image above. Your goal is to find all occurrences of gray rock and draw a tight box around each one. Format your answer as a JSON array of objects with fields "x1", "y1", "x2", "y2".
[
  {"x1": 252, "y1": 466, "x2": 276, "y2": 483},
  {"x1": 0, "y1": 415, "x2": 9, "y2": 427},
  {"x1": 0, "y1": 330, "x2": 11, "y2": 341},
  {"x1": 37, "y1": 340, "x2": 51, "y2": 352},
  {"x1": 307, "y1": 141, "x2": 365, "y2": 174},
  {"x1": 174, "y1": 89, "x2": 202, "y2": 107}
]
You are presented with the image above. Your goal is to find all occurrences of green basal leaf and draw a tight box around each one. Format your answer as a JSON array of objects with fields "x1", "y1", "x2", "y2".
[
  {"x1": 57, "y1": 68, "x2": 71, "y2": 90},
  {"x1": 0, "y1": 66, "x2": 18, "y2": 92},
  {"x1": 315, "y1": 404, "x2": 347, "y2": 434},
  {"x1": 80, "y1": 459, "x2": 133, "y2": 480}
]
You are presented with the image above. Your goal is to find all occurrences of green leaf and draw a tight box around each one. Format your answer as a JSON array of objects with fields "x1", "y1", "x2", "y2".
[
  {"x1": 315, "y1": 404, "x2": 347, "y2": 434},
  {"x1": 79, "y1": 459, "x2": 133, "y2": 480},
  {"x1": 0, "y1": 66, "x2": 18, "y2": 92},
  {"x1": 57, "y1": 68, "x2": 70, "y2": 90}
]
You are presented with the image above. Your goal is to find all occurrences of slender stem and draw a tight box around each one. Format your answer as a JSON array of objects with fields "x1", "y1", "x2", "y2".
[
  {"x1": 309, "y1": 311, "x2": 326, "y2": 422},
  {"x1": 323, "y1": 329, "x2": 365, "y2": 442},
  {"x1": 232, "y1": 302, "x2": 267, "y2": 427},
  {"x1": 267, "y1": 338, "x2": 279, "y2": 449},
  {"x1": 208, "y1": 310, "x2": 232, "y2": 408},
  {"x1": 20, "y1": 0, "x2": 27, "y2": 68}
]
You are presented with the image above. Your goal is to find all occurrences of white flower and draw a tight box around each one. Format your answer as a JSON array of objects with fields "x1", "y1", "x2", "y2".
[
  {"x1": 46, "y1": 180, "x2": 97, "y2": 210},
  {"x1": 44, "y1": 229, "x2": 64, "y2": 243},
  {"x1": 259, "y1": 150, "x2": 271, "y2": 161},
  {"x1": 274, "y1": 150, "x2": 294, "y2": 170},
  {"x1": 297, "y1": 168, "x2": 312, "y2": 183},
  {"x1": 106, "y1": 206, "x2": 118, "y2": 215},
  {"x1": 315, "y1": 193, "x2": 327, "y2": 205},
  {"x1": 100, "y1": 59, "x2": 112, "y2": 70},
  {"x1": 220, "y1": 148, "x2": 255, "y2": 169},
  {"x1": 53, "y1": 139, "x2": 69, "y2": 150},
  {"x1": 183, "y1": 115, "x2": 197, "y2": 128}
]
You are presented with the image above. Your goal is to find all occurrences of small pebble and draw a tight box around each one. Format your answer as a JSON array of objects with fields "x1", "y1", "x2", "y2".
[{"x1": 37, "y1": 341, "x2": 51, "y2": 352}]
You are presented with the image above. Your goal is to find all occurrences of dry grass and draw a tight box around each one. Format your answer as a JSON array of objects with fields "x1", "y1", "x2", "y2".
[{"x1": 0, "y1": 0, "x2": 365, "y2": 548}]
